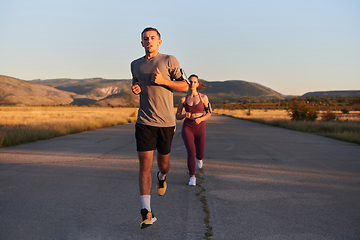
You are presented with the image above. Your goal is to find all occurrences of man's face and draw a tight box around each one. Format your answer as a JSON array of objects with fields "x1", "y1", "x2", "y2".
[{"x1": 141, "y1": 30, "x2": 162, "y2": 54}]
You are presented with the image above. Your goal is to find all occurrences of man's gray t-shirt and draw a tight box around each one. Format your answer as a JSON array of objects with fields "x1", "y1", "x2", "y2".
[{"x1": 131, "y1": 53, "x2": 183, "y2": 127}]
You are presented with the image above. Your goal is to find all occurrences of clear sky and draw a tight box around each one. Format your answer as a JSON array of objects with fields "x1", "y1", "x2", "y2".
[{"x1": 0, "y1": 0, "x2": 359, "y2": 95}]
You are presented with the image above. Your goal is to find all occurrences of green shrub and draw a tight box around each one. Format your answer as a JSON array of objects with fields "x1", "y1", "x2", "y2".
[
  {"x1": 287, "y1": 98, "x2": 318, "y2": 121},
  {"x1": 321, "y1": 110, "x2": 337, "y2": 121}
]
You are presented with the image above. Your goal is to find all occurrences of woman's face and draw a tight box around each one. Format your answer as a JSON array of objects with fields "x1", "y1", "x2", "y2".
[{"x1": 189, "y1": 77, "x2": 199, "y2": 90}]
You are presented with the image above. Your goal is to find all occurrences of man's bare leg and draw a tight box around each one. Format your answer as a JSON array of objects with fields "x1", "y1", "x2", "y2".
[
  {"x1": 138, "y1": 150, "x2": 158, "y2": 229},
  {"x1": 138, "y1": 151, "x2": 154, "y2": 195},
  {"x1": 157, "y1": 152, "x2": 170, "y2": 175},
  {"x1": 155, "y1": 152, "x2": 170, "y2": 196}
]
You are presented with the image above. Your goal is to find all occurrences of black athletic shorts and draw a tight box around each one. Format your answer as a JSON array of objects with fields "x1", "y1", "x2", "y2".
[{"x1": 135, "y1": 123, "x2": 175, "y2": 155}]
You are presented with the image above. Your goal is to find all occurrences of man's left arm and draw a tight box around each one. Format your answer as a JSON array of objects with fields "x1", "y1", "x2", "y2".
[{"x1": 152, "y1": 67, "x2": 188, "y2": 92}]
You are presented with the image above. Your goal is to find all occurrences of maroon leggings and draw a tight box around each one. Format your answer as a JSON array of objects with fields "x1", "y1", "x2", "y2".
[{"x1": 181, "y1": 118, "x2": 206, "y2": 176}]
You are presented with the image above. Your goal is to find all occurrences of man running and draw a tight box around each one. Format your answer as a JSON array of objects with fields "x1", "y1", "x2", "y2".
[{"x1": 130, "y1": 27, "x2": 189, "y2": 229}]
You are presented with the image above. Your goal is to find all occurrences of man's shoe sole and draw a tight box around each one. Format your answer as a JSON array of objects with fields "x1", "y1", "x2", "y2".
[{"x1": 140, "y1": 217, "x2": 157, "y2": 229}]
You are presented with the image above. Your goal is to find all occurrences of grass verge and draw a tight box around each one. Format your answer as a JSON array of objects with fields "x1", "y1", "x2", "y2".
[
  {"x1": 253, "y1": 119, "x2": 360, "y2": 145},
  {"x1": 0, "y1": 106, "x2": 138, "y2": 148},
  {"x1": 220, "y1": 114, "x2": 360, "y2": 145}
]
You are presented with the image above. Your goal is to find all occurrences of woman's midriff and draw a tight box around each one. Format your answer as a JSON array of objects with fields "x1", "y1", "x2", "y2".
[{"x1": 188, "y1": 113, "x2": 204, "y2": 120}]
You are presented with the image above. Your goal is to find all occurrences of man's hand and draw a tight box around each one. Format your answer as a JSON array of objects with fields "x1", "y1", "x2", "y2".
[
  {"x1": 132, "y1": 82, "x2": 141, "y2": 95},
  {"x1": 151, "y1": 68, "x2": 166, "y2": 85},
  {"x1": 185, "y1": 112, "x2": 191, "y2": 118}
]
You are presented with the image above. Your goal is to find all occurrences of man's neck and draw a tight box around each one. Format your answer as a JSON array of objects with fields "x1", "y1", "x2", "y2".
[{"x1": 145, "y1": 51, "x2": 159, "y2": 60}]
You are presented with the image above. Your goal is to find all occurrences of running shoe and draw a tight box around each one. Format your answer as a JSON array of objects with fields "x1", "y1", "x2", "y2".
[
  {"x1": 157, "y1": 170, "x2": 167, "y2": 196},
  {"x1": 196, "y1": 159, "x2": 203, "y2": 169},
  {"x1": 140, "y1": 208, "x2": 157, "y2": 229},
  {"x1": 188, "y1": 176, "x2": 196, "y2": 186}
]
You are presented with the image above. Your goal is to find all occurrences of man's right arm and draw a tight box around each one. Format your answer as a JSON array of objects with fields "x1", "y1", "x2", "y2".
[{"x1": 131, "y1": 62, "x2": 141, "y2": 95}]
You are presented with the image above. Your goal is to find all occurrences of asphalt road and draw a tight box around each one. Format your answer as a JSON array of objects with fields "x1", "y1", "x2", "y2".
[{"x1": 1, "y1": 114, "x2": 359, "y2": 239}]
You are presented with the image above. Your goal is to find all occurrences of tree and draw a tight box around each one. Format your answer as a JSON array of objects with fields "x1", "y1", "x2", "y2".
[{"x1": 287, "y1": 98, "x2": 318, "y2": 121}]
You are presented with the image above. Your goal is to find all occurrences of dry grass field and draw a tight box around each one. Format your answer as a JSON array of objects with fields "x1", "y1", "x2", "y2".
[
  {"x1": 2, "y1": 106, "x2": 359, "y2": 147},
  {"x1": 213, "y1": 109, "x2": 360, "y2": 144},
  {"x1": 0, "y1": 106, "x2": 138, "y2": 148},
  {"x1": 213, "y1": 109, "x2": 360, "y2": 121}
]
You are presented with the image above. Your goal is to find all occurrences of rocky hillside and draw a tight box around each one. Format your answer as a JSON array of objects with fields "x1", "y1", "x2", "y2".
[
  {"x1": 10, "y1": 75, "x2": 352, "y2": 106},
  {"x1": 198, "y1": 80, "x2": 284, "y2": 102},
  {"x1": 33, "y1": 77, "x2": 285, "y2": 104},
  {"x1": 32, "y1": 78, "x2": 132, "y2": 98},
  {"x1": 0, "y1": 75, "x2": 76, "y2": 106},
  {"x1": 1, "y1": 75, "x2": 139, "y2": 106}
]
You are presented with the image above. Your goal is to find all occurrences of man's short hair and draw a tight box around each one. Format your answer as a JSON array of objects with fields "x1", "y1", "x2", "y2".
[{"x1": 141, "y1": 27, "x2": 161, "y2": 39}]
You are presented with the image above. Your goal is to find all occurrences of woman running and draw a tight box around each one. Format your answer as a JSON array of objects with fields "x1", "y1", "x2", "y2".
[{"x1": 176, "y1": 74, "x2": 212, "y2": 186}]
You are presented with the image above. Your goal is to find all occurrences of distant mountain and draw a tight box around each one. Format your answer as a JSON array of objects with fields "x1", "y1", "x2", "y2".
[
  {"x1": 173, "y1": 79, "x2": 285, "y2": 104},
  {"x1": 301, "y1": 91, "x2": 360, "y2": 97},
  {"x1": 32, "y1": 77, "x2": 285, "y2": 104},
  {"x1": 198, "y1": 80, "x2": 284, "y2": 102},
  {"x1": 96, "y1": 91, "x2": 140, "y2": 107},
  {"x1": 32, "y1": 77, "x2": 137, "y2": 106},
  {"x1": 0, "y1": 75, "x2": 75, "y2": 106},
  {"x1": 32, "y1": 78, "x2": 132, "y2": 98},
  {"x1": 2, "y1": 75, "x2": 318, "y2": 106}
]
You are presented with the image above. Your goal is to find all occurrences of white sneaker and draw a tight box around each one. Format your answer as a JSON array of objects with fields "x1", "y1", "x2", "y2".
[
  {"x1": 196, "y1": 159, "x2": 203, "y2": 169},
  {"x1": 188, "y1": 176, "x2": 196, "y2": 186}
]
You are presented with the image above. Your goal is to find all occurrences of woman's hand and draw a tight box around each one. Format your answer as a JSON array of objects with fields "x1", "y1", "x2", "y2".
[{"x1": 194, "y1": 118, "x2": 202, "y2": 124}]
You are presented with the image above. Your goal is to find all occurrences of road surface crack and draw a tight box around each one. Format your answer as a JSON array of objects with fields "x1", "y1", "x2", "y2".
[{"x1": 196, "y1": 168, "x2": 213, "y2": 239}]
